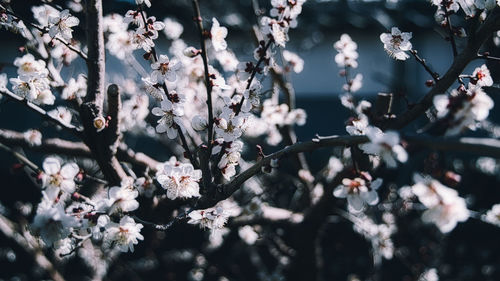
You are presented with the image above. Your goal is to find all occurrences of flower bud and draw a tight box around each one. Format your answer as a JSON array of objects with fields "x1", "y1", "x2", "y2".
[
  {"x1": 93, "y1": 116, "x2": 106, "y2": 132},
  {"x1": 183, "y1": 47, "x2": 200, "y2": 58}
]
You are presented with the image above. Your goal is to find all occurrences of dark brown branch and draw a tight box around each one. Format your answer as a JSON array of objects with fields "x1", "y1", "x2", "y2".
[
  {"x1": 0, "y1": 128, "x2": 91, "y2": 156},
  {"x1": 84, "y1": 0, "x2": 105, "y2": 110},
  {"x1": 191, "y1": 0, "x2": 215, "y2": 147},
  {"x1": 0, "y1": 127, "x2": 160, "y2": 172},
  {"x1": 197, "y1": 132, "x2": 500, "y2": 208},
  {"x1": 410, "y1": 50, "x2": 440, "y2": 81},
  {"x1": 197, "y1": 135, "x2": 368, "y2": 208},
  {"x1": 405, "y1": 135, "x2": 500, "y2": 158},
  {"x1": 386, "y1": 7, "x2": 500, "y2": 129},
  {"x1": 0, "y1": 141, "x2": 41, "y2": 172},
  {"x1": 0, "y1": 214, "x2": 66, "y2": 281},
  {"x1": 106, "y1": 84, "x2": 121, "y2": 152},
  {"x1": 444, "y1": 7, "x2": 458, "y2": 57},
  {"x1": 80, "y1": 1, "x2": 126, "y2": 185}
]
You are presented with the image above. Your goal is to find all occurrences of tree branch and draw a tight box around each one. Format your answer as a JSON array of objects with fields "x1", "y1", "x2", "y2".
[
  {"x1": 84, "y1": 0, "x2": 105, "y2": 110},
  {"x1": 386, "y1": 7, "x2": 500, "y2": 129},
  {"x1": 0, "y1": 88, "x2": 83, "y2": 137}
]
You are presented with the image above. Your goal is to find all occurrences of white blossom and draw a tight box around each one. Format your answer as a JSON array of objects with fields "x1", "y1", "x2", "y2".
[
  {"x1": 163, "y1": 18, "x2": 183, "y2": 40},
  {"x1": 483, "y1": 204, "x2": 500, "y2": 227},
  {"x1": 380, "y1": 27, "x2": 412, "y2": 61},
  {"x1": 61, "y1": 74, "x2": 86, "y2": 100},
  {"x1": 150, "y1": 55, "x2": 181, "y2": 83},
  {"x1": 41, "y1": 157, "x2": 79, "y2": 194},
  {"x1": 472, "y1": 64, "x2": 493, "y2": 87},
  {"x1": 31, "y1": 199, "x2": 79, "y2": 246},
  {"x1": 360, "y1": 126, "x2": 408, "y2": 168},
  {"x1": 156, "y1": 161, "x2": 202, "y2": 200},
  {"x1": 152, "y1": 99, "x2": 185, "y2": 138},
  {"x1": 334, "y1": 34, "x2": 359, "y2": 68},
  {"x1": 48, "y1": 9, "x2": 79, "y2": 40},
  {"x1": 411, "y1": 174, "x2": 470, "y2": 233},
  {"x1": 188, "y1": 206, "x2": 229, "y2": 230},
  {"x1": 211, "y1": 18, "x2": 228, "y2": 52},
  {"x1": 238, "y1": 226, "x2": 259, "y2": 245},
  {"x1": 333, "y1": 175, "x2": 382, "y2": 212},
  {"x1": 104, "y1": 179, "x2": 140, "y2": 214},
  {"x1": 23, "y1": 129, "x2": 42, "y2": 146},
  {"x1": 104, "y1": 216, "x2": 144, "y2": 252}
]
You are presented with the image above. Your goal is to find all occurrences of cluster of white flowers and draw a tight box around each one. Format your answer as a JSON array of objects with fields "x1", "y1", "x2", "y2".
[
  {"x1": 9, "y1": 54, "x2": 55, "y2": 105},
  {"x1": 410, "y1": 174, "x2": 470, "y2": 233},
  {"x1": 433, "y1": 64, "x2": 494, "y2": 136},
  {"x1": 31, "y1": 156, "x2": 145, "y2": 253},
  {"x1": 215, "y1": 140, "x2": 244, "y2": 181},
  {"x1": 156, "y1": 156, "x2": 202, "y2": 200},
  {"x1": 260, "y1": 0, "x2": 306, "y2": 48},
  {"x1": 334, "y1": 33, "x2": 364, "y2": 112},
  {"x1": 333, "y1": 172, "x2": 383, "y2": 212},
  {"x1": 334, "y1": 34, "x2": 359, "y2": 69},
  {"x1": 431, "y1": 0, "x2": 498, "y2": 22}
]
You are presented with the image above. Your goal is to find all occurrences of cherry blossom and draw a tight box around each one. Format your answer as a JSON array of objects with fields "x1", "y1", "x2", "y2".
[
  {"x1": 41, "y1": 157, "x2": 79, "y2": 194},
  {"x1": 150, "y1": 55, "x2": 181, "y2": 83},
  {"x1": 211, "y1": 18, "x2": 228, "y2": 52},
  {"x1": 333, "y1": 174, "x2": 383, "y2": 212},
  {"x1": 104, "y1": 216, "x2": 144, "y2": 252},
  {"x1": 380, "y1": 27, "x2": 412, "y2": 61},
  {"x1": 152, "y1": 99, "x2": 185, "y2": 139},
  {"x1": 48, "y1": 9, "x2": 79, "y2": 40},
  {"x1": 156, "y1": 161, "x2": 202, "y2": 200}
]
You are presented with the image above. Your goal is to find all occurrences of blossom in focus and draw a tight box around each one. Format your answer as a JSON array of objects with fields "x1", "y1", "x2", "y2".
[
  {"x1": 150, "y1": 55, "x2": 181, "y2": 83},
  {"x1": 48, "y1": 9, "x2": 79, "y2": 40},
  {"x1": 333, "y1": 174, "x2": 383, "y2": 212},
  {"x1": 188, "y1": 206, "x2": 229, "y2": 230},
  {"x1": 41, "y1": 157, "x2": 79, "y2": 194},
  {"x1": 156, "y1": 161, "x2": 202, "y2": 200},
  {"x1": 104, "y1": 216, "x2": 144, "y2": 252},
  {"x1": 472, "y1": 64, "x2": 493, "y2": 87},
  {"x1": 380, "y1": 27, "x2": 412, "y2": 61},
  {"x1": 151, "y1": 99, "x2": 185, "y2": 139},
  {"x1": 104, "y1": 179, "x2": 140, "y2": 214}
]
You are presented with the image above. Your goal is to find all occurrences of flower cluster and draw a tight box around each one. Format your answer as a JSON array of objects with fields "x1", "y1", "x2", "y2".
[
  {"x1": 9, "y1": 54, "x2": 54, "y2": 105},
  {"x1": 156, "y1": 157, "x2": 202, "y2": 200},
  {"x1": 433, "y1": 64, "x2": 494, "y2": 136}
]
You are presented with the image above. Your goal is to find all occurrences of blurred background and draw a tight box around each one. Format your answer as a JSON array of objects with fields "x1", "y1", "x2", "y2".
[{"x1": 0, "y1": 0, "x2": 500, "y2": 280}]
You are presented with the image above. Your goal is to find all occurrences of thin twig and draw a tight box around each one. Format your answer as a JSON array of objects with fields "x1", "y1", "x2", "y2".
[
  {"x1": 0, "y1": 88, "x2": 83, "y2": 137},
  {"x1": 410, "y1": 50, "x2": 440, "y2": 81}
]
